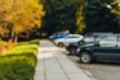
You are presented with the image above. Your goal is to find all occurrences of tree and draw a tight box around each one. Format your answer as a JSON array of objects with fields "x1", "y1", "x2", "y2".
[
  {"x1": 0, "y1": 0, "x2": 45, "y2": 41},
  {"x1": 0, "y1": 0, "x2": 12, "y2": 38},
  {"x1": 111, "y1": 0, "x2": 120, "y2": 27},
  {"x1": 41, "y1": 0, "x2": 78, "y2": 35},
  {"x1": 76, "y1": 0, "x2": 87, "y2": 34},
  {"x1": 83, "y1": 0, "x2": 119, "y2": 33}
]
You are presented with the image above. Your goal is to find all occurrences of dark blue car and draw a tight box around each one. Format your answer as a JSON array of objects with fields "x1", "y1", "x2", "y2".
[{"x1": 79, "y1": 34, "x2": 120, "y2": 63}]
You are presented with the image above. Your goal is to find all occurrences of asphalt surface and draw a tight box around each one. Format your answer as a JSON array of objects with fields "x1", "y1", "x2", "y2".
[{"x1": 60, "y1": 48, "x2": 120, "y2": 80}]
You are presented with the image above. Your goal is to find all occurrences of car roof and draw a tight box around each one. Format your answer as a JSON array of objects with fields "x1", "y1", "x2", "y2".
[
  {"x1": 84, "y1": 33, "x2": 112, "y2": 37},
  {"x1": 68, "y1": 34, "x2": 82, "y2": 36},
  {"x1": 113, "y1": 34, "x2": 120, "y2": 37},
  {"x1": 85, "y1": 32, "x2": 112, "y2": 35}
]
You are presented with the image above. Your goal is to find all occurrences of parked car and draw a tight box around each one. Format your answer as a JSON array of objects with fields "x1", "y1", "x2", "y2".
[
  {"x1": 53, "y1": 34, "x2": 83, "y2": 47},
  {"x1": 49, "y1": 32, "x2": 69, "y2": 40},
  {"x1": 79, "y1": 34, "x2": 120, "y2": 64},
  {"x1": 66, "y1": 33, "x2": 112, "y2": 55}
]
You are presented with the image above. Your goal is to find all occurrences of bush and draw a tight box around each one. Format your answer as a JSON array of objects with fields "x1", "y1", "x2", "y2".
[
  {"x1": 29, "y1": 39, "x2": 40, "y2": 45},
  {"x1": 14, "y1": 39, "x2": 39, "y2": 47},
  {"x1": 0, "y1": 53, "x2": 37, "y2": 80},
  {"x1": 8, "y1": 44, "x2": 39, "y2": 56},
  {"x1": 0, "y1": 40, "x2": 7, "y2": 46},
  {"x1": 0, "y1": 39, "x2": 39, "y2": 80}
]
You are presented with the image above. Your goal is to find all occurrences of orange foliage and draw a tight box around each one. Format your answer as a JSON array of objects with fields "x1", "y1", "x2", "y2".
[{"x1": 7, "y1": 39, "x2": 13, "y2": 50}]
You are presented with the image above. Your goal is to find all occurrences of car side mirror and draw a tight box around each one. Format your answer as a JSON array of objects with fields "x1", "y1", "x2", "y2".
[{"x1": 78, "y1": 40, "x2": 84, "y2": 45}]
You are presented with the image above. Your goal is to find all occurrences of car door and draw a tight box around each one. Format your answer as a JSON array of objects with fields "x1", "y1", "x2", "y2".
[
  {"x1": 93, "y1": 35, "x2": 117, "y2": 58},
  {"x1": 64, "y1": 35, "x2": 82, "y2": 44},
  {"x1": 64, "y1": 36, "x2": 78, "y2": 43},
  {"x1": 115, "y1": 35, "x2": 120, "y2": 59},
  {"x1": 83, "y1": 35, "x2": 94, "y2": 43}
]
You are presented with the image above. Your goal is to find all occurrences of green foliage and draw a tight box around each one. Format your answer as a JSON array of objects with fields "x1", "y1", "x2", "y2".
[
  {"x1": 14, "y1": 39, "x2": 40, "y2": 47},
  {"x1": 0, "y1": 39, "x2": 39, "y2": 80},
  {"x1": 29, "y1": 39, "x2": 40, "y2": 45},
  {"x1": 111, "y1": 0, "x2": 120, "y2": 26},
  {"x1": 6, "y1": 44, "x2": 38, "y2": 56},
  {"x1": 76, "y1": 0, "x2": 86, "y2": 34},
  {"x1": 41, "y1": 0, "x2": 78, "y2": 35},
  {"x1": 41, "y1": 0, "x2": 120, "y2": 34},
  {"x1": 83, "y1": 0, "x2": 120, "y2": 33},
  {"x1": 0, "y1": 54, "x2": 36, "y2": 80},
  {"x1": 0, "y1": 40, "x2": 7, "y2": 46}
]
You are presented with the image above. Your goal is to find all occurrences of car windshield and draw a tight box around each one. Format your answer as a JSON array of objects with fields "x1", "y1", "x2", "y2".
[{"x1": 84, "y1": 33, "x2": 112, "y2": 42}]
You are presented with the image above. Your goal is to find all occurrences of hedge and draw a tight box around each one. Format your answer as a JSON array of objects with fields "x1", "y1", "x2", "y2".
[
  {"x1": 0, "y1": 39, "x2": 39, "y2": 80},
  {"x1": 14, "y1": 39, "x2": 40, "y2": 47},
  {"x1": 0, "y1": 40, "x2": 7, "y2": 46}
]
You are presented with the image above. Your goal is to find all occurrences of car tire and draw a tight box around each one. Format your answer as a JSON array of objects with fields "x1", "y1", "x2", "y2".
[
  {"x1": 69, "y1": 47, "x2": 77, "y2": 55},
  {"x1": 80, "y1": 52, "x2": 93, "y2": 64},
  {"x1": 58, "y1": 42, "x2": 64, "y2": 47}
]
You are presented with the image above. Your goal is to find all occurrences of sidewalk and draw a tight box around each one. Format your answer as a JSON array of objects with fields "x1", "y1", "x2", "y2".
[{"x1": 34, "y1": 40, "x2": 96, "y2": 80}]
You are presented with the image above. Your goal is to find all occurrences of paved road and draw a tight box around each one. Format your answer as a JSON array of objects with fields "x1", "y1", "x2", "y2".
[{"x1": 60, "y1": 48, "x2": 120, "y2": 80}]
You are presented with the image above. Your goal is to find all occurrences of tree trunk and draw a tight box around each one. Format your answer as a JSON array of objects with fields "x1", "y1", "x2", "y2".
[
  {"x1": 8, "y1": 22, "x2": 15, "y2": 42},
  {"x1": 14, "y1": 35, "x2": 18, "y2": 44},
  {"x1": 11, "y1": 26, "x2": 15, "y2": 42}
]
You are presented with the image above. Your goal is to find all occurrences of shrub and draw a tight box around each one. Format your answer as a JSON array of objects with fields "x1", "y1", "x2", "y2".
[
  {"x1": 0, "y1": 53, "x2": 37, "y2": 80},
  {"x1": 0, "y1": 39, "x2": 39, "y2": 80},
  {"x1": 0, "y1": 40, "x2": 7, "y2": 46},
  {"x1": 29, "y1": 39, "x2": 40, "y2": 45},
  {"x1": 14, "y1": 39, "x2": 39, "y2": 47}
]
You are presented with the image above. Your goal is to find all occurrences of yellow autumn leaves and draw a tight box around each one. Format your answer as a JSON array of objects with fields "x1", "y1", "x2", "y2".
[{"x1": 0, "y1": 0, "x2": 45, "y2": 38}]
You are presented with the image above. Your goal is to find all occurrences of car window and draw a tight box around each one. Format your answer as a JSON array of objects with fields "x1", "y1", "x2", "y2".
[
  {"x1": 117, "y1": 36, "x2": 120, "y2": 47},
  {"x1": 84, "y1": 33, "x2": 93, "y2": 37},
  {"x1": 84, "y1": 35, "x2": 94, "y2": 38},
  {"x1": 67, "y1": 36, "x2": 80, "y2": 38},
  {"x1": 95, "y1": 34, "x2": 113, "y2": 42},
  {"x1": 99, "y1": 35, "x2": 117, "y2": 47}
]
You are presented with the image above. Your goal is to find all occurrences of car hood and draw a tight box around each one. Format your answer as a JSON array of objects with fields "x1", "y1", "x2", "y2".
[{"x1": 79, "y1": 43, "x2": 96, "y2": 48}]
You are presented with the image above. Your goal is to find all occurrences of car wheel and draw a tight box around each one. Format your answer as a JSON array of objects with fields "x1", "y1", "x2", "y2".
[
  {"x1": 69, "y1": 47, "x2": 77, "y2": 55},
  {"x1": 58, "y1": 42, "x2": 64, "y2": 47},
  {"x1": 80, "y1": 52, "x2": 92, "y2": 64}
]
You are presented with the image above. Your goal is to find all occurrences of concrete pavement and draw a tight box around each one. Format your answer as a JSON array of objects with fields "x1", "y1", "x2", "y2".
[{"x1": 34, "y1": 40, "x2": 96, "y2": 80}]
